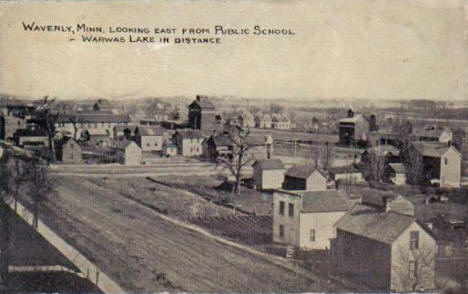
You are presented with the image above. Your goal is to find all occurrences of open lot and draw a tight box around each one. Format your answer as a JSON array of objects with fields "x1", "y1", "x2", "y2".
[
  {"x1": 16, "y1": 176, "x2": 342, "y2": 292},
  {"x1": 153, "y1": 175, "x2": 273, "y2": 215}
]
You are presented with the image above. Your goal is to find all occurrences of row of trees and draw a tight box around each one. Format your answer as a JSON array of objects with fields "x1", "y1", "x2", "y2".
[{"x1": 0, "y1": 96, "x2": 55, "y2": 288}]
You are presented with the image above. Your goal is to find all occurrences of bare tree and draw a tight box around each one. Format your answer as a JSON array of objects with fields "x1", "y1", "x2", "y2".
[
  {"x1": 369, "y1": 152, "x2": 387, "y2": 183},
  {"x1": 36, "y1": 96, "x2": 59, "y2": 162},
  {"x1": 25, "y1": 155, "x2": 51, "y2": 228},
  {"x1": 218, "y1": 127, "x2": 254, "y2": 194},
  {"x1": 392, "y1": 243, "x2": 436, "y2": 292},
  {"x1": 11, "y1": 157, "x2": 26, "y2": 212}
]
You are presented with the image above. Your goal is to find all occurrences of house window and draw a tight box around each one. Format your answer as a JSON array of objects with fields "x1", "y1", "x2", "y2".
[
  {"x1": 409, "y1": 260, "x2": 418, "y2": 279},
  {"x1": 310, "y1": 229, "x2": 316, "y2": 242},
  {"x1": 288, "y1": 203, "x2": 294, "y2": 217},
  {"x1": 444, "y1": 158, "x2": 448, "y2": 165},
  {"x1": 279, "y1": 201, "x2": 285, "y2": 215},
  {"x1": 147, "y1": 143, "x2": 150, "y2": 147},
  {"x1": 70, "y1": 144, "x2": 73, "y2": 149},
  {"x1": 70, "y1": 154, "x2": 73, "y2": 160},
  {"x1": 279, "y1": 225, "x2": 284, "y2": 238},
  {"x1": 410, "y1": 231, "x2": 419, "y2": 250}
]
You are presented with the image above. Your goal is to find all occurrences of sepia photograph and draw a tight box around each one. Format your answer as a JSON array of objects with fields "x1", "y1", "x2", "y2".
[{"x1": 0, "y1": 0, "x2": 467, "y2": 293}]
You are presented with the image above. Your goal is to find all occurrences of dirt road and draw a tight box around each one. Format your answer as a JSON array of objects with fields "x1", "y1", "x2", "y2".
[{"x1": 18, "y1": 176, "x2": 344, "y2": 292}]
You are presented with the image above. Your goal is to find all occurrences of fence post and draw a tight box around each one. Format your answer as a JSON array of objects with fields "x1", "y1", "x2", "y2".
[{"x1": 96, "y1": 268, "x2": 99, "y2": 285}]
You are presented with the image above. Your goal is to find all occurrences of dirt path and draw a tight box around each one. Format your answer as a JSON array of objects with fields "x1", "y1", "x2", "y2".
[{"x1": 18, "y1": 176, "x2": 344, "y2": 293}]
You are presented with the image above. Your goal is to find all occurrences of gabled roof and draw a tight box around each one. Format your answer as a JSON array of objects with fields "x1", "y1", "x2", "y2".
[
  {"x1": 140, "y1": 126, "x2": 163, "y2": 136},
  {"x1": 366, "y1": 145, "x2": 400, "y2": 157},
  {"x1": 253, "y1": 159, "x2": 285, "y2": 170},
  {"x1": 360, "y1": 190, "x2": 399, "y2": 208},
  {"x1": 175, "y1": 129, "x2": 204, "y2": 139},
  {"x1": 335, "y1": 204, "x2": 416, "y2": 244},
  {"x1": 412, "y1": 141, "x2": 460, "y2": 158},
  {"x1": 299, "y1": 190, "x2": 350, "y2": 213},
  {"x1": 285, "y1": 165, "x2": 326, "y2": 179}
]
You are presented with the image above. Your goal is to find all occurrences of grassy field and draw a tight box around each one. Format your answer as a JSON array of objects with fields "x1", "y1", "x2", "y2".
[
  {"x1": 153, "y1": 175, "x2": 273, "y2": 215},
  {"x1": 16, "y1": 176, "x2": 342, "y2": 292}
]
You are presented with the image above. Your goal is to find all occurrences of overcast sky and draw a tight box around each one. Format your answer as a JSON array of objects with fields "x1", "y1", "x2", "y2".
[{"x1": 0, "y1": 0, "x2": 466, "y2": 101}]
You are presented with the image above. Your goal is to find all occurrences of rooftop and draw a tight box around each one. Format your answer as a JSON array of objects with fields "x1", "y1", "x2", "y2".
[
  {"x1": 253, "y1": 159, "x2": 285, "y2": 170},
  {"x1": 412, "y1": 141, "x2": 457, "y2": 158},
  {"x1": 56, "y1": 112, "x2": 131, "y2": 124},
  {"x1": 285, "y1": 165, "x2": 326, "y2": 179},
  {"x1": 335, "y1": 204, "x2": 416, "y2": 244},
  {"x1": 366, "y1": 145, "x2": 400, "y2": 157},
  {"x1": 299, "y1": 190, "x2": 350, "y2": 213},
  {"x1": 140, "y1": 126, "x2": 163, "y2": 136},
  {"x1": 339, "y1": 114, "x2": 366, "y2": 124}
]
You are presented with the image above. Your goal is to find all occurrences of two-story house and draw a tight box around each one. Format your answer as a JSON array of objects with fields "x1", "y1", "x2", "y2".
[
  {"x1": 332, "y1": 194, "x2": 436, "y2": 292},
  {"x1": 273, "y1": 190, "x2": 349, "y2": 250},
  {"x1": 173, "y1": 129, "x2": 204, "y2": 157}
]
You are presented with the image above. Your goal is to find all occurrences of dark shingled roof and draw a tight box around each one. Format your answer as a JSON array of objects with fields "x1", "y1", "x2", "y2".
[
  {"x1": 335, "y1": 204, "x2": 416, "y2": 244},
  {"x1": 285, "y1": 165, "x2": 325, "y2": 179},
  {"x1": 253, "y1": 159, "x2": 285, "y2": 170},
  {"x1": 299, "y1": 190, "x2": 350, "y2": 213},
  {"x1": 360, "y1": 190, "x2": 399, "y2": 208}
]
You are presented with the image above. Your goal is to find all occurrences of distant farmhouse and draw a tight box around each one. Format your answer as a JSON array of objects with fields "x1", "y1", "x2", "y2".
[
  {"x1": 271, "y1": 113, "x2": 291, "y2": 130},
  {"x1": 273, "y1": 189, "x2": 349, "y2": 250},
  {"x1": 252, "y1": 159, "x2": 285, "y2": 190},
  {"x1": 203, "y1": 130, "x2": 274, "y2": 162},
  {"x1": 254, "y1": 112, "x2": 272, "y2": 129},
  {"x1": 410, "y1": 142, "x2": 461, "y2": 188},
  {"x1": 55, "y1": 137, "x2": 82, "y2": 164},
  {"x1": 113, "y1": 140, "x2": 141, "y2": 165},
  {"x1": 0, "y1": 99, "x2": 35, "y2": 141},
  {"x1": 412, "y1": 126, "x2": 453, "y2": 143},
  {"x1": 283, "y1": 165, "x2": 328, "y2": 191},
  {"x1": 332, "y1": 194, "x2": 436, "y2": 292},
  {"x1": 328, "y1": 164, "x2": 364, "y2": 185},
  {"x1": 338, "y1": 109, "x2": 377, "y2": 146},
  {"x1": 135, "y1": 126, "x2": 164, "y2": 152},
  {"x1": 173, "y1": 129, "x2": 204, "y2": 157},
  {"x1": 188, "y1": 95, "x2": 218, "y2": 132}
]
